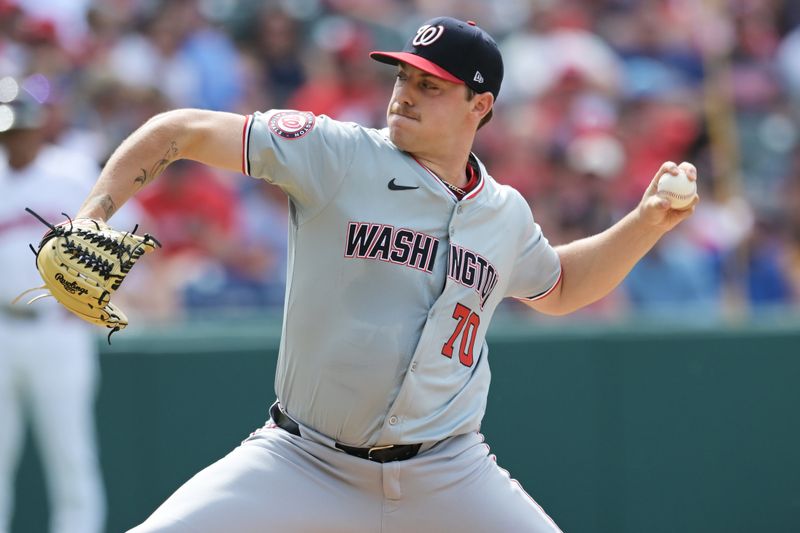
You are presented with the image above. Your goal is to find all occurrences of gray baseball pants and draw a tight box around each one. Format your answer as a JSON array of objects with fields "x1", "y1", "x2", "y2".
[{"x1": 128, "y1": 420, "x2": 562, "y2": 532}]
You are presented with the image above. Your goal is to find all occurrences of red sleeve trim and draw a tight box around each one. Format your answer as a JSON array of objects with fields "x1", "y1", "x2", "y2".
[
  {"x1": 241, "y1": 114, "x2": 253, "y2": 175},
  {"x1": 517, "y1": 266, "x2": 563, "y2": 302}
]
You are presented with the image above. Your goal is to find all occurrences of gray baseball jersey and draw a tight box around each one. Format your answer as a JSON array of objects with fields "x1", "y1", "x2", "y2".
[
  {"x1": 243, "y1": 110, "x2": 561, "y2": 447},
  {"x1": 129, "y1": 109, "x2": 565, "y2": 532}
]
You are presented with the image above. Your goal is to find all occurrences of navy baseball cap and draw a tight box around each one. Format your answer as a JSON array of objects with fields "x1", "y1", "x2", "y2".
[{"x1": 370, "y1": 17, "x2": 503, "y2": 99}]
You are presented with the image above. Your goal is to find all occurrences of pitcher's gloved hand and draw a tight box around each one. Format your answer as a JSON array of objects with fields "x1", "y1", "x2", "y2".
[{"x1": 14, "y1": 208, "x2": 160, "y2": 341}]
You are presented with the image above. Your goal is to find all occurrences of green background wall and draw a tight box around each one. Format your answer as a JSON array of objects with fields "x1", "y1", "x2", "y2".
[{"x1": 11, "y1": 318, "x2": 800, "y2": 532}]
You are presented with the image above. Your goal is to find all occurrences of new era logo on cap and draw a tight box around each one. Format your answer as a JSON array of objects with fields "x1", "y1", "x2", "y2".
[{"x1": 370, "y1": 16, "x2": 503, "y2": 99}]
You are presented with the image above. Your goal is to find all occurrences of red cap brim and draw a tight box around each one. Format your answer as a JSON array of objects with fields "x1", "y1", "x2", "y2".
[{"x1": 369, "y1": 51, "x2": 463, "y2": 85}]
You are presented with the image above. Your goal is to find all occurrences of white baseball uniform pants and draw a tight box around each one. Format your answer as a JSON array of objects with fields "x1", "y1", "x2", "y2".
[
  {"x1": 0, "y1": 316, "x2": 105, "y2": 533},
  {"x1": 128, "y1": 419, "x2": 562, "y2": 532}
]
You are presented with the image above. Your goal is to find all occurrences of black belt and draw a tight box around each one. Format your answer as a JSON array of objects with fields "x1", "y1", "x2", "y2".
[{"x1": 269, "y1": 402, "x2": 422, "y2": 463}]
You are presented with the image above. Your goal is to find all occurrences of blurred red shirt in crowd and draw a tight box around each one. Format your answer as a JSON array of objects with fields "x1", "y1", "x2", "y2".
[{"x1": 136, "y1": 159, "x2": 238, "y2": 258}]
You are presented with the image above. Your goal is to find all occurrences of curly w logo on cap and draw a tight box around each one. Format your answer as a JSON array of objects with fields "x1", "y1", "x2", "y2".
[{"x1": 412, "y1": 24, "x2": 445, "y2": 46}]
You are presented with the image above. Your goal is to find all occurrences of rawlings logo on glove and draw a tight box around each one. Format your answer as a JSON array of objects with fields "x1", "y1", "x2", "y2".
[
  {"x1": 13, "y1": 208, "x2": 161, "y2": 342},
  {"x1": 55, "y1": 273, "x2": 90, "y2": 296}
]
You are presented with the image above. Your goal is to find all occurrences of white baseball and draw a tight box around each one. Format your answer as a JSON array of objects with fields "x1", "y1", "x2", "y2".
[{"x1": 657, "y1": 169, "x2": 696, "y2": 210}]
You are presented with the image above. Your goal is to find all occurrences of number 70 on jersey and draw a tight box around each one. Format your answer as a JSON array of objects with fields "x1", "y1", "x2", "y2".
[{"x1": 441, "y1": 303, "x2": 480, "y2": 368}]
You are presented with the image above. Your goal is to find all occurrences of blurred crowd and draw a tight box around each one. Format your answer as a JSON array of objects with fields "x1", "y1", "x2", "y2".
[{"x1": 3, "y1": 0, "x2": 800, "y2": 324}]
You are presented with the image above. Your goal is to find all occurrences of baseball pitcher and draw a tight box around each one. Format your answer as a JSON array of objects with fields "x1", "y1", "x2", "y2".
[{"x1": 29, "y1": 16, "x2": 698, "y2": 532}]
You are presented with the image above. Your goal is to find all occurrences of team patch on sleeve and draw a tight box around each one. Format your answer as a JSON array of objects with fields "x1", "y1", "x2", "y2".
[{"x1": 268, "y1": 111, "x2": 316, "y2": 139}]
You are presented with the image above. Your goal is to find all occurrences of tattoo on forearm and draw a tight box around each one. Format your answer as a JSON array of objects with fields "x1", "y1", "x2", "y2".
[
  {"x1": 100, "y1": 195, "x2": 117, "y2": 220},
  {"x1": 134, "y1": 141, "x2": 179, "y2": 187},
  {"x1": 82, "y1": 194, "x2": 117, "y2": 220}
]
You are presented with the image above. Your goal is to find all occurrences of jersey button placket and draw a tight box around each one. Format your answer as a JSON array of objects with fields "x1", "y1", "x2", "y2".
[{"x1": 449, "y1": 205, "x2": 461, "y2": 237}]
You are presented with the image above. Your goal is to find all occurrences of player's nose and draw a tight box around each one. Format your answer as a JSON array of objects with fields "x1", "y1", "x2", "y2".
[{"x1": 393, "y1": 83, "x2": 415, "y2": 107}]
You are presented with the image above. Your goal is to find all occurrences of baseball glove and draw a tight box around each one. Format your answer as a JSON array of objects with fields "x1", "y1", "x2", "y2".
[{"x1": 14, "y1": 208, "x2": 160, "y2": 341}]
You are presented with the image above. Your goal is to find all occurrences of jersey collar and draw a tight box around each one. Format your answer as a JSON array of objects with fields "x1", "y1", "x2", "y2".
[{"x1": 410, "y1": 152, "x2": 485, "y2": 202}]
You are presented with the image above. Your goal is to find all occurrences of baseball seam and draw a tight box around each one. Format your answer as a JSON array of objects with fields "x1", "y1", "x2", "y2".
[{"x1": 659, "y1": 190, "x2": 694, "y2": 200}]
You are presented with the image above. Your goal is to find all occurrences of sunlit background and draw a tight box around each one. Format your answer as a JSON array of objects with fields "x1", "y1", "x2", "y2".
[
  {"x1": 4, "y1": 0, "x2": 800, "y2": 326},
  {"x1": 3, "y1": 1, "x2": 800, "y2": 533}
]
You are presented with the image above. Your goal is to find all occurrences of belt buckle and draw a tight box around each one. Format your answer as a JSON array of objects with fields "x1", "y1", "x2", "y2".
[{"x1": 367, "y1": 444, "x2": 394, "y2": 461}]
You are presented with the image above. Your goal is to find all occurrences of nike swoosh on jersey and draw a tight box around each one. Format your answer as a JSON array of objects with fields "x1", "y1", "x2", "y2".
[{"x1": 387, "y1": 178, "x2": 419, "y2": 191}]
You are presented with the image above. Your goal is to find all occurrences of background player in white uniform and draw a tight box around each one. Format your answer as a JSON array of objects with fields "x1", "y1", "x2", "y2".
[
  {"x1": 65, "y1": 16, "x2": 697, "y2": 532},
  {"x1": 0, "y1": 93, "x2": 144, "y2": 533},
  {"x1": 0, "y1": 94, "x2": 106, "y2": 533}
]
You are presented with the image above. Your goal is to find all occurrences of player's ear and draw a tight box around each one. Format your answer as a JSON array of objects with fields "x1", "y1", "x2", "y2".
[{"x1": 471, "y1": 92, "x2": 494, "y2": 123}]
